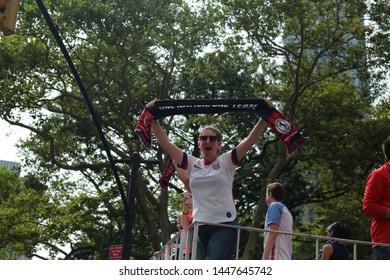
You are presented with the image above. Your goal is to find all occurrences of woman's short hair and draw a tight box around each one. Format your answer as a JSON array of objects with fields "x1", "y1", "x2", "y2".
[{"x1": 200, "y1": 124, "x2": 222, "y2": 141}]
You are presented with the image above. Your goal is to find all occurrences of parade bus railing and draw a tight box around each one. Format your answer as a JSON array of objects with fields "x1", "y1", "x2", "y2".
[{"x1": 151, "y1": 220, "x2": 390, "y2": 260}]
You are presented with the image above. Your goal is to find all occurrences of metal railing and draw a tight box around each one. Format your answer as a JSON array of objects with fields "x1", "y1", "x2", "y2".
[{"x1": 151, "y1": 220, "x2": 390, "y2": 260}]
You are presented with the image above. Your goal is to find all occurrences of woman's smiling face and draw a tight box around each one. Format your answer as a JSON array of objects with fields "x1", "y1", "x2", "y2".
[{"x1": 198, "y1": 128, "x2": 222, "y2": 161}]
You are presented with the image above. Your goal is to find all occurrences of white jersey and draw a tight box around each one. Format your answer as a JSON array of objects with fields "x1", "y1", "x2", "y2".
[
  {"x1": 184, "y1": 151, "x2": 238, "y2": 224},
  {"x1": 264, "y1": 202, "x2": 293, "y2": 260}
]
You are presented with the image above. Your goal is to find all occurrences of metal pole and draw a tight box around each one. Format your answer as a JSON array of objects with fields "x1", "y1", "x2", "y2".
[
  {"x1": 122, "y1": 152, "x2": 140, "y2": 260},
  {"x1": 35, "y1": 0, "x2": 130, "y2": 216},
  {"x1": 121, "y1": 153, "x2": 160, "y2": 260}
]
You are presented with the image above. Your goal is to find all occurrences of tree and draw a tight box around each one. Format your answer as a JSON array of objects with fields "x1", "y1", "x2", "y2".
[
  {"x1": 0, "y1": 166, "x2": 46, "y2": 259},
  {"x1": 221, "y1": 0, "x2": 389, "y2": 259},
  {"x1": 0, "y1": 0, "x2": 389, "y2": 259},
  {"x1": 1, "y1": 0, "x2": 224, "y2": 258}
]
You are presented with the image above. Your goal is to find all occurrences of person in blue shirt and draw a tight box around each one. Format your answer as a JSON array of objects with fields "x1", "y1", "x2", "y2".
[{"x1": 262, "y1": 182, "x2": 293, "y2": 260}]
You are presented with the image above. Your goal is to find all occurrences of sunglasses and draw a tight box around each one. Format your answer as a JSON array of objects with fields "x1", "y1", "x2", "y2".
[{"x1": 199, "y1": 135, "x2": 219, "y2": 142}]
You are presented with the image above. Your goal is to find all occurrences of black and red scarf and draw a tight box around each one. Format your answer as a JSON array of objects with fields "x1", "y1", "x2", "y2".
[{"x1": 134, "y1": 99, "x2": 309, "y2": 189}]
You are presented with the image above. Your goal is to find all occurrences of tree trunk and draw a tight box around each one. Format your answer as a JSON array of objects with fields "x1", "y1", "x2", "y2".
[
  {"x1": 136, "y1": 179, "x2": 161, "y2": 251},
  {"x1": 240, "y1": 185, "x2": 267, "y2": 260}
]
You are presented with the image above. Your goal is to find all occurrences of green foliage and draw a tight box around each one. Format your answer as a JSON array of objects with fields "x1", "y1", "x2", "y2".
[{"x1": 0, "y1": 167, "x2": 46, "y2": 259}]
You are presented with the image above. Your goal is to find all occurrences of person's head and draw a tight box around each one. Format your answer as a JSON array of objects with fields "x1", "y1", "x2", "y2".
[
  {"x1": 382, "y1": 136, "x2": 390, "y2": 162},
  {"x1": 182, "y1": 191, "x2": 193, "y2": 208},
  {"x1": 198, "y1": 125, "x2": 222, "y2": 160},
  {"x1": 176, "y1": 213, "x2": 182, "y2": 230},
  {"x1": 325, "y1": 222, "x2": 350, "y2": 239},
  {"x1": 266, "y1": 182, "x2": 285, "y2": 205}
]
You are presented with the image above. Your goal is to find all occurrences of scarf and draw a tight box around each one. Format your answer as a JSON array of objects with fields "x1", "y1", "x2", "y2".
[{"x1": 134, "y1": 99, "x2": 309, "y2": 189}]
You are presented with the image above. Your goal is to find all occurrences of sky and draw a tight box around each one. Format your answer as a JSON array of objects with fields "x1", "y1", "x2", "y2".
[{"x1": 0, "y1": 119, "x2": 29, "y2": 163}]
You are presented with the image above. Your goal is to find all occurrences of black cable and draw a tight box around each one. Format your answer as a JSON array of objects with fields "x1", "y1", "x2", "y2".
[{"x1": 35, "y1": 0, "x2": 130, "y2": 216}]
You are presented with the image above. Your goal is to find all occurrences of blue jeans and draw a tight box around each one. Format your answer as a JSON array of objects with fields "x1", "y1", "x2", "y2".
[
  {"x1": 195, "y1": 218, "x2": 239, "y2": 260},
  {"x1": 373, "y1": 246, "x2": 390, "y2": 260}
]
